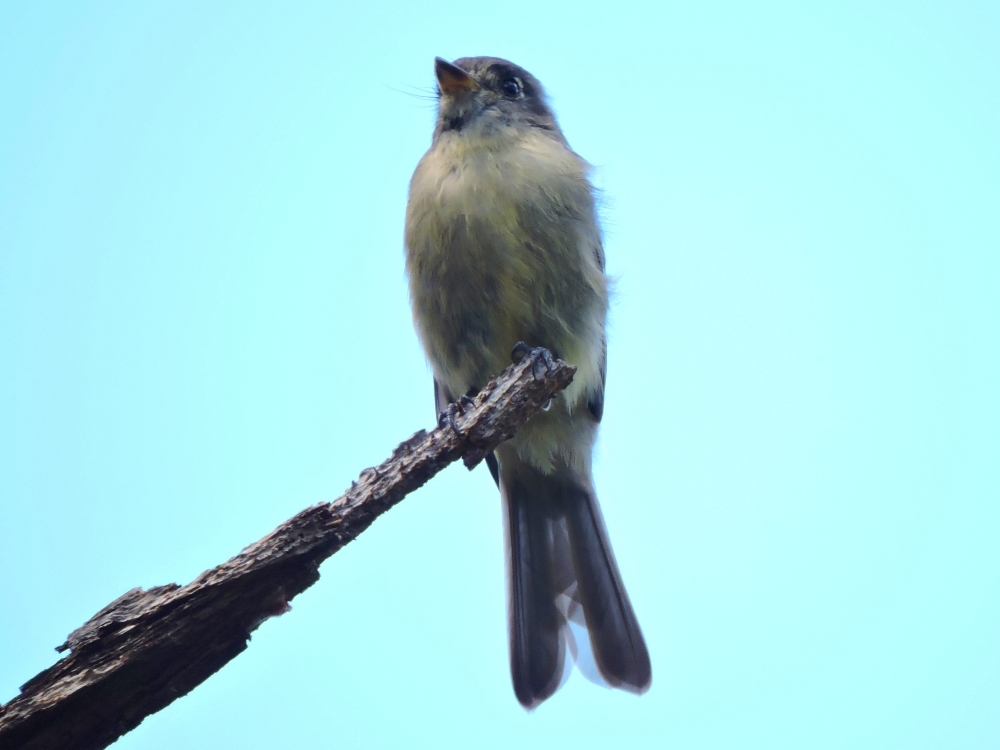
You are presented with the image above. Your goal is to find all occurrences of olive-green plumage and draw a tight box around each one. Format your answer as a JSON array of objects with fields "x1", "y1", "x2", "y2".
[{"x1": 405, "y1": 56, "x2": 650, "y2": 707}]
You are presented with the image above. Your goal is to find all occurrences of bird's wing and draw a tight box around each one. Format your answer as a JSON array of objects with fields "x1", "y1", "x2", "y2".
[{"x1": 587, "y1": 337, "x2": 606, "y2": 423}]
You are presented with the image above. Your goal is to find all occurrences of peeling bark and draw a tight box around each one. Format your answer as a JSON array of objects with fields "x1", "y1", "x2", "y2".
[{"x1": 0, "y1": 347, "x2": 575, "y2": 750}]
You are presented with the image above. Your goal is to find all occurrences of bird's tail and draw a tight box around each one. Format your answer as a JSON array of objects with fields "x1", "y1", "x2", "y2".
[{"x1": 499, "y1": 459, "x2": 651, "y2": 708}]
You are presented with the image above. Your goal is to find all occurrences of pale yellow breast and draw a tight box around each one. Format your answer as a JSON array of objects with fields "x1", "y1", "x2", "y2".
[{"x1": 405, "y1": 127, "x2": 608, "y2": 434}]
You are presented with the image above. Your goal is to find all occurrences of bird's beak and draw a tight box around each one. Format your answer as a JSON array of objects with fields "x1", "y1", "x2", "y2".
[{"x1": 435, "y1": 57, "x2": 480, "y2": 97}]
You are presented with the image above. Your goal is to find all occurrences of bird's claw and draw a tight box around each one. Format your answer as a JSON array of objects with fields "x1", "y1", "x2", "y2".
[
  {"x1": 511, "y1": 341, "x2": 556, "y2": 380},
  {"x1": 437, "y1": 401, "x2": 466, "y2": 436},
  {"x1": 510, "y1": 341, "x2": 532, "y2": 364},
  {"x1": 531, "y1": 347, "x2": 555, "y2": 380}
]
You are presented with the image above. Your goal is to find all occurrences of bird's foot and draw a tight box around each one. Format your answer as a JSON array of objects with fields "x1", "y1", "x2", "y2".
[
  {"x1": 511, "y1": 341, "x2": 556, "y2": 380},
  {"x1": 510, "y1": 340, "x2": 532, "y2": 364},
  {"x1": 531, "y1": 347, "x2": 556, "y2": 381},
  {"x1": 437, "y1": 396, "x2": 473, "y2": 436},
  {"x1": 437, "y1": 404, "x2": 460, "y2": 435}
]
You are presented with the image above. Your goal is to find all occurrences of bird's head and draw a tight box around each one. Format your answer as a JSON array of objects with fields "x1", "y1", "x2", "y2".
[{"x1": 432, "y1": 56, "x2": 563, "y2": 143}]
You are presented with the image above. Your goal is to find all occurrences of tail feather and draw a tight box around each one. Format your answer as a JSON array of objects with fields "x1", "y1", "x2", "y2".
[
  {"x1": 500, "y1": 460, "x2": 651, "y2": 708},
  {"x1": 564, "y1": 484, "x2": 651, "y2": 692},
  {"x1": 503, "y1": 473, "x2": 566, "y2": 708}
]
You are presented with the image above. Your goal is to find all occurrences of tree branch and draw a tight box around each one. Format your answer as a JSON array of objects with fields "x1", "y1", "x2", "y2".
[{"x1": 0, "y1": 346, "x2": 575, "y2": 750}]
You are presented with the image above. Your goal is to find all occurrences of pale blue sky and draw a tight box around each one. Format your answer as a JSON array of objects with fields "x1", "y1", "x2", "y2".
[{"x1": 1, "y1": 2, "x2": 998, "y2": 748}]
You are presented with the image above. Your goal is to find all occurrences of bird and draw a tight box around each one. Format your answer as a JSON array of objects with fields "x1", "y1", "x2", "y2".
[{"x1": 404, "y1": 56, "x2": 651, "y2": 708}]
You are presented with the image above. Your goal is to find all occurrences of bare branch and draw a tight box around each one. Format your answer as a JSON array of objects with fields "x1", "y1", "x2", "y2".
[{"x1": 0, "y1": 346, "x2": 575, "y2": 750}]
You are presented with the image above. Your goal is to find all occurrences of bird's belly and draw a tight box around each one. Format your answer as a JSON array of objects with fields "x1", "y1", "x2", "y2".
[
  {"x1": 410, "y1": 209, "x2": 594, "y2": 400},
  {"x1": 405, "y1": 133, "x2": 608, "y2": 472}
]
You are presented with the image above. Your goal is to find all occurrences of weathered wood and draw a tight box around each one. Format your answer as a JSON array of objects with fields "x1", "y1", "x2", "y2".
[{"x1": 0, "y1": 346, "x2": 575, "y2": 750}]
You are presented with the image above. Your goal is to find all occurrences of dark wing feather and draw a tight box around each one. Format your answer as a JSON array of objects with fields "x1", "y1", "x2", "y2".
[
  {"x1": 485, "y1": 453, "x2": 500, "y2": 486},
  {"x1": 433, "y1": 378, "x2": 451, "y2": 420},
  {"x1": 587, "y1": 338, "x2": 606, "y2": 422}
]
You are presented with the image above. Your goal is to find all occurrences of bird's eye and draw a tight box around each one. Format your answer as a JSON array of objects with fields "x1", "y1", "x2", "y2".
[{"x1": 501, "y1": 78, "x2": 522, "y2": 97}]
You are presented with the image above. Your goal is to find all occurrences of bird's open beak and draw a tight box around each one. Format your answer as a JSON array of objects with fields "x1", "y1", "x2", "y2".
[{"x1": 435, "y1": 57, "x2": 480, "y2": 96}]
